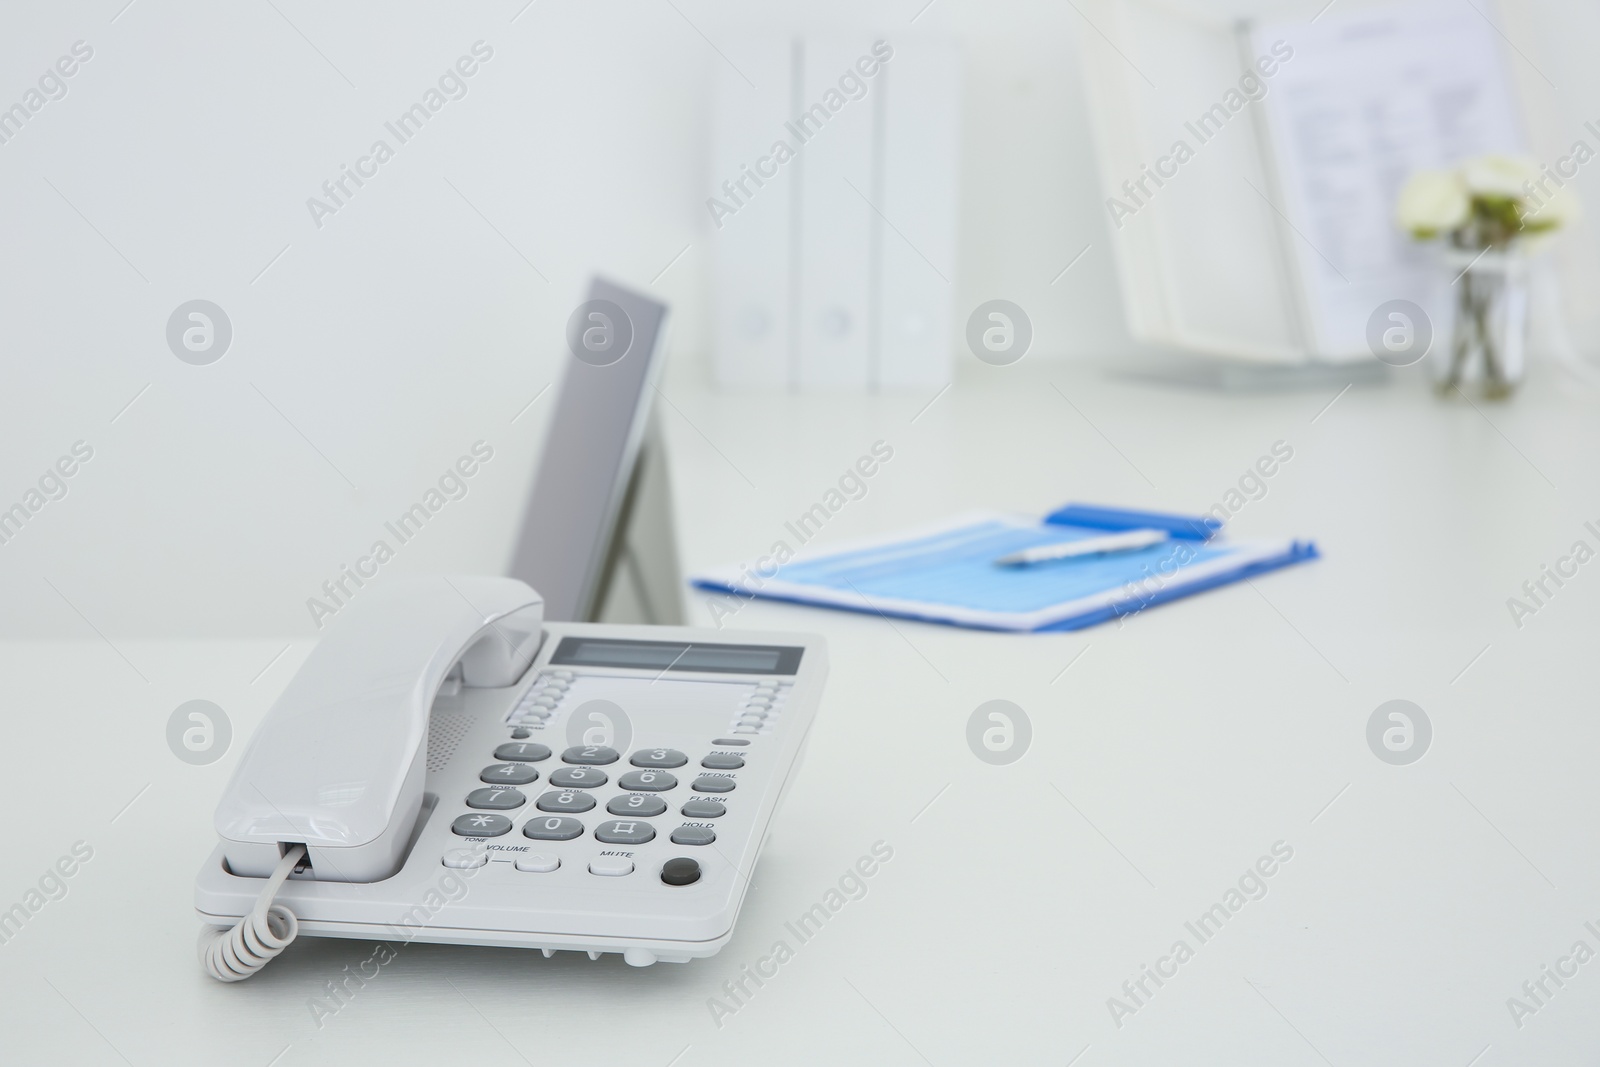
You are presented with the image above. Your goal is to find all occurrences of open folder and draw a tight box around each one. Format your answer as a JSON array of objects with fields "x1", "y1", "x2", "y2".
[{"x1": 691, "y1": 504, "x2": 1318, "y2": 632}]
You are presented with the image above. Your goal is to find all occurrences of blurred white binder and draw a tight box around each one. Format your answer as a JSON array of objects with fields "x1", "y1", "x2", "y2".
[
  {"x1": 1079, "y1": 0, "x2": 1524, "y2": 364},
  {"x1": 710, "y1": 35, "x2": 959, "y2": 390}
]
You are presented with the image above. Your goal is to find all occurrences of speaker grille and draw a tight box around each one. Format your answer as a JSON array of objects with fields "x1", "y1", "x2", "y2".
[{"x1": 426, "y1": 710, "x2": 472, "y2": 773}]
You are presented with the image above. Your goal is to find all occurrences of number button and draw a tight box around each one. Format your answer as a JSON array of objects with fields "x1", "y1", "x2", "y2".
[
  {"x1": 561, "y1": 745, "x2": 620, "y2": 765},
  {"x1": 451, "y1": 813, "x2": 511, "y2": 837},
  {"x1": 701, "y1": 753, "x2": 745, "y2": 770},
  {"x1": 465, "y1": 788, "x2": 526, "y2": 810},
  {"x1": 594, "y1": 820, "x2": 656, "y2": 845},
  {"x1": 629, "y1": 748, "x2": 688, "y2": 768},
  {"x1": 481, "y1": 763, "x2": 540, "y2": 785},
  {"x1": 537, "y1": 790, "x2": 596, "y2": 813},
  {"x1": 607, "y1": 794, "x2": 668, "y2": 817},
  {"x1": 523, "y1": 816, "x2": 584, "y2": 841},
  {"x1": 549, "y1": 767, "x2": 608, "y2": 789},
  {"x1": 617, "y1": 770, "x2": 677, "y2": 792},
  {"x1": 494, "y1": 742, "x2": 552, "y2": 762}
]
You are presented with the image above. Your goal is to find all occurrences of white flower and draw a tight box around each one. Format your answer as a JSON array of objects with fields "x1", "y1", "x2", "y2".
[
  {"x1": 1461, "y1": 154, "x2": 1539, "y2": 199},
  {"x1": 1396, "y1": 170, "x2": 1468, "y2": 237},
  {"x1": 1524, "y1": 181, "x2": 1582, "y2": 233}
]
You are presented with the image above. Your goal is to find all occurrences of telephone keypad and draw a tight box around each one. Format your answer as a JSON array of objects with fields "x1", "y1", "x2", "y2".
[
  {"x1": 494, "y1": 742, "x2": 552, "y2": 763},
  {"x1": 452, "y1": 813, "x2": 512, "y2": 837},
  {"x1": 481, "y1": 763, "x2": 540, "y2": 785},
  {"x1": 466, "y1": 788, "x2": 526, "y2": 810},
  {"x1": 550, "y1": 767, "x2": 608, "y2": 789},
  {"x1": 617, "y1": 770, "x2": 677, "y2": 792},
  {"x1": 562, "y1": 745, "x2": 620, "y2": 765},
  {"x1": 523, "y1": 816, "x2": 584, "y2": 841},
  {"x1": 595, "y1": 820, "x2": 656, "y2": 845},
  {"x1": 629, "y1": 748, "x2": 688, "y2": 768},
  {"x1": 608, "y1": 794, "x2": 668, "y2": 816},
  {"x1": 537, "y1": 790, "x2": 596, "y2": 814}
]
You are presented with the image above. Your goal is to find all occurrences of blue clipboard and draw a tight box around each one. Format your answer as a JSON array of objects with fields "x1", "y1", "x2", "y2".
[{"x1": 690, "y1": 503, "x2": 1318, "y2": 632}]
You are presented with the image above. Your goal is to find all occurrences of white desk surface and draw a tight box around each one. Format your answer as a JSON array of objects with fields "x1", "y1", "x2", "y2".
[{"x1": 3, "y1": 361, "x2": 1598, "y2": 1065}]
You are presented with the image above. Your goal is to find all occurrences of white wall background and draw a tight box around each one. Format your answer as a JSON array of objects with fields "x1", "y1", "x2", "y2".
[{"x1": 1, "y1": 0, "x2": 1593, "y2": 639}]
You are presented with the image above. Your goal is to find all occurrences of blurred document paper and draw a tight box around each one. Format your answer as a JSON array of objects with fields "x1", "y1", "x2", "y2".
[{"x1": 1250, "y1": 0, "x2": 1523, "y2": 356}]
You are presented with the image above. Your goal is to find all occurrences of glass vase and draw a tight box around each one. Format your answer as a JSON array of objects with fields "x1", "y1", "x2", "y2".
[{"x1": 1433, "y1": 248, "x2": 1527, "y2": 400}]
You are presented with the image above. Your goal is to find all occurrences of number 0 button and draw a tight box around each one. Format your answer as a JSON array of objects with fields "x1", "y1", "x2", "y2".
[{"x1": 523, "y1": 816, "x2": 584, "y2": 841}]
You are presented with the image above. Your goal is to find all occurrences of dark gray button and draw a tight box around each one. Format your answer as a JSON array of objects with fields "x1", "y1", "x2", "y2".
[
  {"x1": 452, "y1": 813, "x2": 511, "y2": 837},
  {"x1": 671, "y1": 824, "x2": 717, "y2": 846},
  {"x1": 494, "y1": 742, "x2": 552, "y2": 762},
  {"x1": 510, "y1": 728, "x2": 531, "y2": 739},
  {"x1": 661, "y1": 857, "x2": 701, "y2": 886},
  {"x1": 712, "y1": 738, "x2": 750, "y2": 747},
  {"x1": 594, "y1": 819, "x2": 656, "y2": 845},
  {"x1": 466, "y1": 788, "x2": 526, "y2": 810},
  {"x1": 481, "y1": 763, "x2": 540, "y2": 785},
  {"x1": 693, "y1": 775, "x2": 736, "y2": 793},
  {"x1": 629, "y1": 748, "x2": 688, "y2": 768},
  {"x1": 701, "y1": 753, "x2": 746, "y2": 770},
  {"x1": 617, "y1": 769, "x2": 677, "y2": 792},
  {"x1": 537, "y1": 790, "x2": 596, "y2": 813},
  {"x1": 523, "y1": 816, "x2": 584, "y2": 841},
  {"x1": 561, "y1": 745, "x2": 620, "y2": 765},
  {"x1": 549, "y1": 767, "x2": 608, "y2": 788},
  {"x1": 680, "y1": 799, "x2": 725, "y2": 819},
  {"x1": 608, "y1": 794, "x2": 668, "y2": 817}
]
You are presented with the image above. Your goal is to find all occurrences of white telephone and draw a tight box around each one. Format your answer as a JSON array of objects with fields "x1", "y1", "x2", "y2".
[{"x1": 195, "y1": 576, "x2": 826, "y2": 979}]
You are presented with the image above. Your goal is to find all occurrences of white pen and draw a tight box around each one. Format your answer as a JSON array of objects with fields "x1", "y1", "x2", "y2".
[{"x1": 994, "y1": 528, "x2": 1171, "y2": 566}]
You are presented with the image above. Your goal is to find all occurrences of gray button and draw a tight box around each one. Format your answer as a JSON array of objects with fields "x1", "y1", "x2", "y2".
[
  {"x1": 549, "y1": 767, "x2": 608, "y2": 788},
  {"x1": 594, "y1": 820, "x2": 656, "y2": 845},
  {"x1": 608, "y1": 794, "x2": 668, "y2": 817},
  {"x1": 523, "y1": 816, "x2": 584, "y2": 841},
  {"x1": 618, "y1": 770, "x2": 677, "y2": 792},
  {"x1": 671, "y1": 824, "x2": 717, "y2": 846},
  {"x1": 537, "y1": 790, "x2": 596, "y2": 813},
  {"x1": 494, "y1": 742, "x2": 552, "y2": 762},
  {"x1": 680, "y1": 799, "x2": 725, "y2": 819},
  {"x1": 693, "y1": 775, "x2": 736, "y2": 793},
  {"x1": 466, "y1": 788, "x2": 526, "y2": 810},
  {"x1": 712, "y1": 738, "x2": 750, "y2": 747},
  {"x1": 482, "y1": 763, "x2": 540, "y2": 785},
  {"x1": 452, "y1": 813, "x2": 511, "y2": 837},
  {"x1": 630, "y1": 748, "x2": 688, "y2": 768},
  {"x1": 701, "y1": 753, "x2": 746, "y2": 770},
  {"x1": 562, "y1": 745, "x2": 620, "y2": 765},
  {"x1": 510, "y1": 728, "x2": 531, "y2": 740}
]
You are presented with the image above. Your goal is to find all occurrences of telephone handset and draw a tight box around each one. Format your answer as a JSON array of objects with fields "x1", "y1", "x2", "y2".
[{"x1": 197, "y1": 575, "x2": 826, "y2": 979}]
